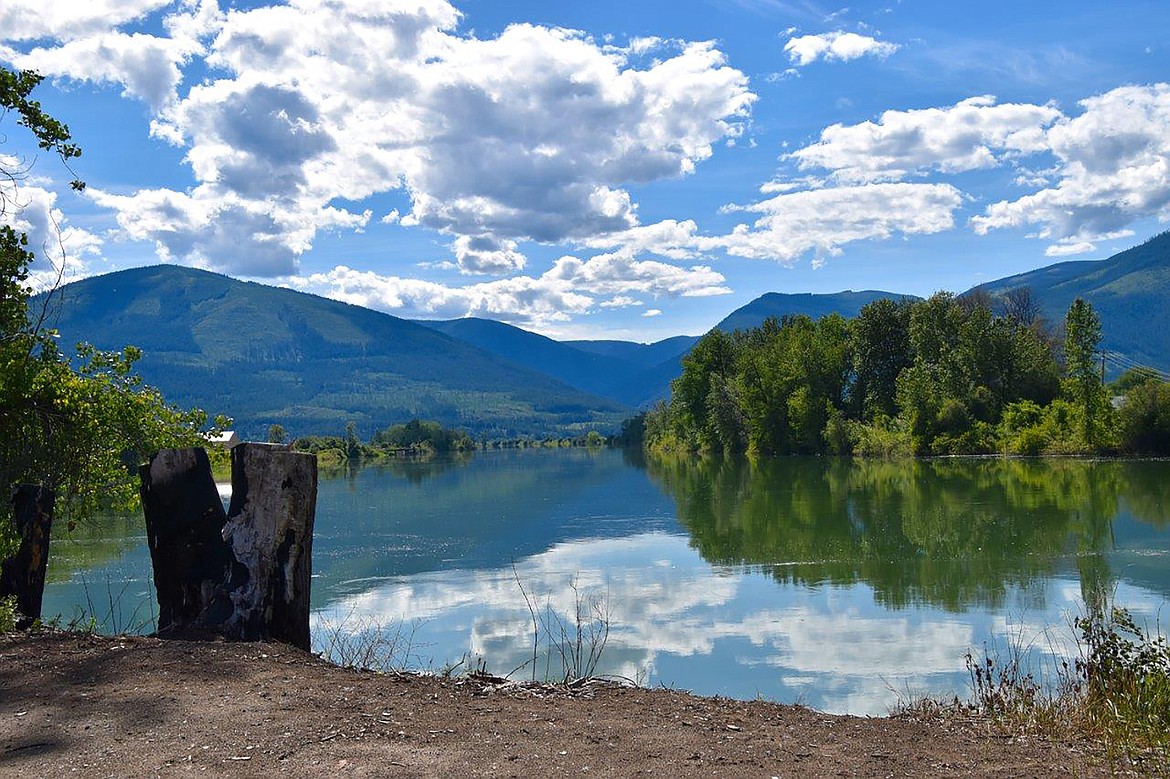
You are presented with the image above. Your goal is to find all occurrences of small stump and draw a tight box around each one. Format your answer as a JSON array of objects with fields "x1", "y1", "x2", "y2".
[
  {"x1": 140, "y1": 444, "x2": 317, "y2": 649},
  {"x1": 1, "y1": 485, "x2": 55, "y2": 629}
]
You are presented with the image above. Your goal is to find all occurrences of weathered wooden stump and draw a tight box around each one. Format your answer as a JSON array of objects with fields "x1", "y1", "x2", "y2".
[
  {"x1": 139, "y1": 448, "x2": 233, "y2": 633},
  {"x1": 222, "y1": 443, "x2": 317, "y2": 649},
  {"x1": 140, "y1": 444, "x2": 317, "y2": 649},
  {"x1": 1, "y1": 485, "x2": 55, "y2": 629}
]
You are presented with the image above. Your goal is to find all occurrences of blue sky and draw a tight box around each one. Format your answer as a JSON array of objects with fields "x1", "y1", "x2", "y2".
[{"x1": 2, "y1": 0, "x2": 1169, "y2": 340}]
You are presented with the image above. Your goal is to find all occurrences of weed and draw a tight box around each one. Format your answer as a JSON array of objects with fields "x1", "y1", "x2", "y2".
[
  {"x1": 510, "y1": 567, "x2": 614, "y2": 686},
  {"x1": 313, "y1": 609, "x2": 422, "y2": 673},
  {"x1": 961, "y1": 597, "x2": 1170, "y2": 775}
]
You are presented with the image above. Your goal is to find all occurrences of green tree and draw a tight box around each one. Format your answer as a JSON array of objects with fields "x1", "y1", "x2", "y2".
[
  {"x1": 1064, "y1": 298, "x2": 1105, "y2": 446},
  {"x1": 1116, "y1": 379, "x2": 1170, "y2": 454},
  {"x1": 1, "y1": 67, "x2": 214, "y2": 543},
  {"x1": 267, "y1": 424, "x2": 287, "y2": 444},
  {"x1": 850, "y1": 298, "x2": 913, "y2": 420}
]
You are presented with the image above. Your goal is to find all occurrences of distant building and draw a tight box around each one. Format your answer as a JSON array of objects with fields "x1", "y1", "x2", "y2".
[{"x1": 207, "y1": 430, "x2": 240, "y2": 449}]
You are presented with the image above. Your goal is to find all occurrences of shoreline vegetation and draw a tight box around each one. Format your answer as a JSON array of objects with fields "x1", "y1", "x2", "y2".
[{"x1": 642, "y1": 291, "x2": 1170, "y2": 460}]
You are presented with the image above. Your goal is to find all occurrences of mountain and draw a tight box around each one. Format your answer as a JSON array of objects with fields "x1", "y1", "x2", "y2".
[
  {"x1": 974, "y1": 231, "x2": 1170, "y2": 372},
  {"x1": 563, "y1": 335, "x2": 700, "y2": 368},
  {"x1": 39, "y1": 265, "x2": 629, "y2": 439},
  {"x1": 715, "y1": 290, "x2": 911, "y2": 333},
  {"x1": 419, "y1": 318, "x2": 647, "y2": 406},
  {"x1": 419, "y1": 318, "x2": 699, "y2": 407}
]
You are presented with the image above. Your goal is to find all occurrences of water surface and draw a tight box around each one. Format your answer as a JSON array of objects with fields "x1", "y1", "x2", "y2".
[{"x1": 42, "y1": 450, "x2": 1170, "y2": 715}]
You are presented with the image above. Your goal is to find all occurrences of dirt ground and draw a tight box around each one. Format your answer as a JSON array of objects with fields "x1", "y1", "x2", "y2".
[{"x1": 0, "y1": 631, "x2": 1124, "y2": 777}]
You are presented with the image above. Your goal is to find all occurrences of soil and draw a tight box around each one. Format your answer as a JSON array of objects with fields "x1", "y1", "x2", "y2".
[{"x1": 0, "y1": 631, "x2": 1123, "y2": 777}]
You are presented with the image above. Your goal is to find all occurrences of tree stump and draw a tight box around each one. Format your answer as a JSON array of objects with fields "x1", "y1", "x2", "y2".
[
  {"x1": 139, "y1": 448, "x2": 233, "y2": 633},
  {"x1": 140, "y1": 445, "x2": 317, "y2": 649},
  {"x1": 1, "y1": 485, "x2": 55, "y2": 629},
  {"x1": 222, "y1": 443, "x2": 317, "y2": 649}
]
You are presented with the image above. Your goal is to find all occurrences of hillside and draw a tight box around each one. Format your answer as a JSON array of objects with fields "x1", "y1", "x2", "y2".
[
  {"x1": 420, "y1": 319, "x2": 699, "y2": 408},
  {"x1": 974, "y1": 231, "x2": 1170, "y2": 373},
  {"x1": 39, "y1": 266, "x2": 628, "y2": 439},
  {"x1": 716, "y1": 290, "x2": 911, "y2": 333},
  {"x1": 563, "y1": 335, "x2": 700, "y2": 367}
]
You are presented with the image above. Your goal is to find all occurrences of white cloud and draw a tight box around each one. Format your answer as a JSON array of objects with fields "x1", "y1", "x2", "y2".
[
  {"x1": 721, "y1": 183, "x2": 963, "y2": 264},
  {"x1": 599, "y1": 295, "x2": 642, "y2": 309},
  {"x1": 545, "y1": 251, "x2": 730, "y2": 298},
  {"x1": 0, "y1": 0, "x2": 172, "y2": 42},
  {"x1": 45, "y1": 0, "x2": 753, "y2": 277},
  {"x1": 289, "y1": 265, "x2": 593, "y2": 327},
  {"x1": 642, "y1": 308, "x2": 662, "y2": 317},
  {"x1": 8, "y1": 32, "x2": 195, "y2": 110},
  {"x1": 0, "y1": 184, "x2": 104, "y2": 289},
  {"x1": 972, "y1": 84, "x2": 1170, "y2": 254},
  {"x1": 289, "y1": 248, "x2": 729, "y2": 327},
  {"x1": 451, "y1": 234, "x2": 526, "y2": 275},
  {"x1": 0, "y1": 1, "x2": 223, "y2": 109},
  {"x1": 784, "y1": 31, "x2": 898, "y2": 66},
  {"x1": 790, "y1": 96, "x2": 1062, "y2": 183}
]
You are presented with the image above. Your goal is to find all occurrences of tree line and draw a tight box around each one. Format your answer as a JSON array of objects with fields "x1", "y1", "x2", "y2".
[{"x1": 644, "y1": 291, "x2": 1170, "y2": 457}]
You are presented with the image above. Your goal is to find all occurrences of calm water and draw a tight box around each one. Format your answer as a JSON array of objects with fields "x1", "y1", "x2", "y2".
[{"x1": 41, "y1": 450, "x2": 1170, "y2": 715}]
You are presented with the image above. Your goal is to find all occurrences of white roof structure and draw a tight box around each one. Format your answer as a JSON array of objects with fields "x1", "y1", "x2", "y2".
[{"x1": 206, "y1": 430, "x2": 240, "y2": 448}]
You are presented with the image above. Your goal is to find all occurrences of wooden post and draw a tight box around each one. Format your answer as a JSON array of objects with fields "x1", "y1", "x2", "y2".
[
  {"x1": 139, "y1": 445, "x2": 317, "y2": 649},
  {"x1": 1, "y1": 485, "x2": 55, "y2": 629},
  {"x1": 222, "y1": 443, "x2": 317, "y2": 649},
  {"x1": 139, "y1": 448, "x2": 233, "y2": 634}
]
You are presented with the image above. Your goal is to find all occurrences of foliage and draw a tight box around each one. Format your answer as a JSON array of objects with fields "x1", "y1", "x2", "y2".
[
  {"x1": 645, "y1": 291, "x2": 1092, "y2": 458},
  {"x1": 1065, "y1": 298, "x2": 1107, "y2": 447},
  {"x1": 1077, "y1": 604, "x2": 1170, "y2": 753},
  {"x1": 0, "y1": 595, "x2": 17, "y2": 632},
  {"x1": 1, "y1": 68, "x2": 216, "y2": 551},
  {"x1": 963, "y1": 600, "x2": 1170, "y2": 769},
  {"x1": 0, "y1": 68, "x2": 84, "y2": 206},
  {"x1": 1116, "y1": 379, "x2": 1170, "y2": 455},
  {"x1": 371, "y1": 418, "x2": 475, "y2": 454},
  {"x1": 1111, "y1": 367, "x2": 1163, "y2": 396}
]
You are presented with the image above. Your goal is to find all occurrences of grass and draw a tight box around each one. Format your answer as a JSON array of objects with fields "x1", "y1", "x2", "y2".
[
  {"x1": 312, "y1": 610, "x2": 422, "y2": 673},
  {"x1": 957, "y1": 597, "x2": 1170, "y2": 775}
]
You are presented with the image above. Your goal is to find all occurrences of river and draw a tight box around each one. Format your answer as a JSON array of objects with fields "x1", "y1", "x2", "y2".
[{"x1": 40, "y1": 449, "x2": 1170, "y2": 715}]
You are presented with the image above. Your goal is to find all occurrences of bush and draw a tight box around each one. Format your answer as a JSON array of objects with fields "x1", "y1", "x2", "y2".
[
  {"x1": 1116, "y1": 380, "x2": 1170, "y2": 455},
  {"x1": 0, "y1": 595, "x2": 18, "y2": 634},
  {"x1": 850, "y1": 415, "x2": 911, "y2": 458}
]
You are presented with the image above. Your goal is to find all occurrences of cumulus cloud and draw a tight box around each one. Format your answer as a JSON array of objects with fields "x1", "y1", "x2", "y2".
[
  {"x1": 972, "y1": 84, "x2": 1170, "y2": 253},
  {"x1": 599, "y1": 295, "x2": 642, "y2": 309},
  {"x1": 0, "y1": 0, "x2": 222, "y2": 110},
  {"x1": 0, "y1": 0, "x2": 173, "y2": 42},
  {"x1": 721, "y1": 183, "x2": 963, "y2": 265},
  {"x1": 784, "y1": 31, "x2": 898, "y2": 66},
  {"x1": 0, "y1": 184, "x2": 104, "y2": 289},
  {"x1": 289, "y1": 265, "x2": 594, "y2": 327},
  {"x1": 289, "y1": 248, "x2": 729, "y2": 328},
  {"x1": 545, "y1": 252, "x2": 731, "y2": 297},
  {"x1": 773, "y1": 84, "x2": 1170, "y2": 257},
  {"x1": 790, "y1": 96, "x2": 1063, "y2": 183},
  {"x1": 451, "y1": 235, "x2": 526, "y2": 275},
  {"x1": 8, "y1": 32, "x2": 195, "y2": 110},
  {"x1": 12, "y1": 0, "x2": 752, "y2": 277}
]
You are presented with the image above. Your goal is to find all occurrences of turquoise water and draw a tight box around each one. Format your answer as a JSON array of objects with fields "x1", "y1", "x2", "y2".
[{"x1": 41, "y1": 450, "x2": 1170, "y2": 715}]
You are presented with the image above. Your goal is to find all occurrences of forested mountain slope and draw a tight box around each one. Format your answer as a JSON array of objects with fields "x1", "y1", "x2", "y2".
[{"x1": 41, "y1": 266, "x2": 628, "y2": 439}]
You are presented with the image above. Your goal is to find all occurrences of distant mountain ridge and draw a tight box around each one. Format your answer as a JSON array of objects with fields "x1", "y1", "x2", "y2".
[
  {"x1": 41, "y1": 266, "x2": 627, "y2": 439},
  {"x1": 715, "y1": 290, "x2": 914, "y2": 333},
  {"x1": 420, "y1": 318, "x2": 698, "y2": 407},
  {"x1": 974, "y1": 231, "x2": 1170, "y2": 373},
  {"x1": 40, "y1": 232, "x2": 1170, "y2": 438}
]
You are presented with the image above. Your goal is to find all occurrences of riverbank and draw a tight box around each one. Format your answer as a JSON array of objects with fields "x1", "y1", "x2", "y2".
[{"x1": 0, "y1": 631, "x2": 1123, "y2": 777}]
